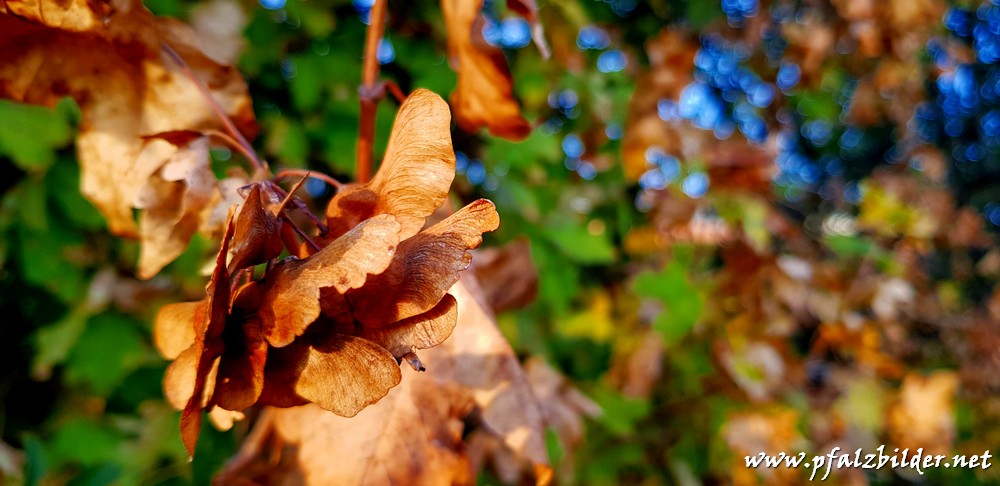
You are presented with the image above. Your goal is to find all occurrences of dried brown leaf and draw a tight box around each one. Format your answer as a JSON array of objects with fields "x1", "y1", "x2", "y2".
[
  {"x1": 257, "y1": 215, "x2": 401, "y2": 347},
  {"x1": 219, "y1": 369, "x2": 472, "y2": 486},
  {"x1": 259, "y1": 332, "x2": 402, "y2": 417},
  {"x1": 325, "y1": 89, "x2": 455, "y2": 240},
  {"x1": 229, "y1": 183, "x2": 284, "y2": 272},
  {"x1": 154, "y1": 301, "x2": 199, "y2": 360},
  {"x1": 213, "y1": 316, "x2": 268, "y2": 411},
  {"x1": 357, "y1": 293, "x2": 459, "y2": 360},
  {"x1": 347, "y1": 199, "x2": 500, "y2": 327},
  {"x1": 220, "y1": 277, "x2": 551, "y2": 485},
  {"x1": 470, "y1": 238, "x2": 538, "y2": 313},
  {"x1": 134, "y1": 136, "x2": 216, "y2": 279},
  {"x1": 169, "y1": 217, "x2": 235, "y2": 456},
  {"x1": 0, "y1": 0, "x2": 254, "y2": 264},
  {"x1": 442, "y1": 0, "x2": 532, "y2": 140}
]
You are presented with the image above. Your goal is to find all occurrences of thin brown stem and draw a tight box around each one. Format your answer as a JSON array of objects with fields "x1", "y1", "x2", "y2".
[
  {"x1": 382, "y1": 80, "x2": 407, "y2": 104},
  {"x1": 356, "y1": 0, "x2": 389, "y2": 184},
  {"x1": 269, "y1": 181, "x2": 329, "y2": 235},
  {"x1": 275, "y1": 176, "x2": 310, "y2": 215},
  {"x1": 161, "y1": 43, "x2": 266, "y2": 174},
  {"x1": 282, "y1": 214, "x2": 322, "y2": 252},
  {"x1": 204, "y1": 129, "x2": 259, "y2": 167},
  {"x1": 274, "y1": 169, "x2": 344, "y2": 190}
]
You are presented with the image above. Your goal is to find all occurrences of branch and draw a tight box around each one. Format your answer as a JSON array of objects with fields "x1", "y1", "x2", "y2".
[
  {"x1": 161, "y1": 43, "x2": 266, "y2": 174},
  {"x1": 274, "y1": 169, "x2": 344, "y2": 190},
  {"x1": 356, "y1": 0, "x2": 389, "y2": 183}
]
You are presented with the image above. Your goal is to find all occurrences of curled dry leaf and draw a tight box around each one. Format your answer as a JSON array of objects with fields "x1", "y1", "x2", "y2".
[
  {"x1": 347, "y1": 199, "x2": 501, "y2": 327},
  {"x1": 441, "y1": 0, "x2": 532, "y2": 140},
  {"x1": 220, "y1": 277, "x2": 554, "y2": 486},
  {"x1": 228, "y1": 182, "x2": 285, "y2": 273},
  {"x1": 0, "y1": 0, "x2": 255, "y2": 276},
  {"x1": 154, "y1": 89, "x2": 504, "y2": 457},
  {"x1": 256, "y1": 215, "x2": 402, "y2": 347},
  {"x1": 218, "y1": 369, "x2": 473, "y2": 486},
  {"x1": 133, "y1": 135, "x2": 216, "y2": 279},
  {"x1": 156, "y1": 215, "x2": 235, "y2": 455}
]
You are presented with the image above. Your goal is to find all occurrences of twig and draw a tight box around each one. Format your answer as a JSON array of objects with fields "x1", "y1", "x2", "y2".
[
  {"x1": 382, "y1": 80, "x2": 407, "y2": 104},
  {"x1": 161, "y1": 43, "x2": 266, "y2": 173},
  {"x1": 204, "y1": 129, "x2": 260, "y2": 167},
  {"x1": 269, "y1": 181, "x2": 329, "y2": 235},
  {"x1": 282, "y1": 214, "x2": 322, "y2": 252},
  {"x1": 274, "y1": 169, "x2": 344, "y2": 190},
  {"x1": 356, "y1": 0, "x2": 389, "y2": 183},
  {"x1": 275, "y1": 175, "x2": 311, "y2": 216}
]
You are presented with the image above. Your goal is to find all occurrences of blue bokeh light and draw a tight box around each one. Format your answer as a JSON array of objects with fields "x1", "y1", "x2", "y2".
[
  {"x1": 376, "y1": 38, "x2": 395, "y2": 64},
  {"x1": 577, "y1": 26, "x2": 611, "y2": 50},
  {"x1": 597, "y1": 50, "x2": 627, "y2": 73},
  {"x1": 562, "y1": 134, "x2": 585, "y2": 158},
  {"x1": 682, "y1": 173, "x2": 710, "y2": 198},
  {"x1": 260, "y1": 0, "x2": 286, "y2": 10}
]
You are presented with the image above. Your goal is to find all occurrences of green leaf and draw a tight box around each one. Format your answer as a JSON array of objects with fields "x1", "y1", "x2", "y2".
[
  {"x1": 49, "y1": 420, "x2": 121, "y2": 467},
  {"x1": 590, "y1": 387, "x2": 650, "y2": 436},
  {"x1": 265, "y1": 117, "x2": 309, "y2": 167},
  {"x1": 0, "y1": 100, "x2": 74, "y2": 172},
  {"x1": 22, "y1": 434, "x2": 47, "y2": 486},
  {"x1": 64, "y1": 313, "x2": 150, "y2": 397},
  {"x1": 542, "y1": 220, "x2": 616, "y2": 265},
  {"x1": 46, "y1": 159, "x2": 105, "y2": 231},
  {"x1": 32, "y1": 306, "x2": 90, "y2": 381},
  {"x1": 633, "y1": 259, "x2": 704, "y2": 345},
  {"x1": 290, "y1": 54, "x2": 324, "y2": 112}
]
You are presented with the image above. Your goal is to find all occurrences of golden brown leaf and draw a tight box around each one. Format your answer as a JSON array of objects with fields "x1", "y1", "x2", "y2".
[
  {"x1": 134, "y1": 136, "x2": 216, "y2": 279},
  {"x1": 153, "y1": 301, "x2": 199, "y2": 360},
  {"x1": 228, "y1": 183, "x2": 284, "y2": 272},
  {"x1": 256, "y1": 215, "x2": 402, "y2": 347},
  {"x1": 347, "y1": 199, "x2": 501, "y2": 327},
  {"x1": 219, "y1": 276, "x2": 551, "y2": 485},
  {"x1": 0, "y1": 0, "x2": 254, "y2": 260},
  {"x1": 219, "y1": 369, "x2": 472, "y2": 486},
  {"x1": 325, "y1": 89, "x2": 456, "y2": 240},
  {"x1": 441, "y1": 0, "x2": 532, "y2": 140},
  {"x1": 259, "y1": 332, "x2": 402, "y2": 417},
  {"x1": 357, "y1": 293, "x2": 459, "y2": 360},
  {"x1": 213, "y1": 316, "x2": 268, "y2": 412}
]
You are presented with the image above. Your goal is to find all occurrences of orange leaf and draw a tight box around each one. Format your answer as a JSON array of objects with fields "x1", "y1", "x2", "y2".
[
  {"x1": 348, "y1": 199, "x2": 501, "y2": 327},
  {"x1": 228, "y1": 182, "x2": 285, "y2": 272},
  {"x1": 259, "y1": 332, "x2": 402, "y2": 417},
  {"x1": 219, "y1": 370, "x2": 472, "y2": 486},
  {"x1": 133, "y1": 136, "x2": 217, "y2": 279},
  {"x1": 441, "y1": 0, "x2": 532, "y2": 140},
  {"x1": 256, "y1": 215, "x2": 401, "y2": 347},
  {"x1": 0, "y1": 0, "x2": 254, "y2": 270},
  {"x1": 325, "y1": 89, "x2": 456, "y2": 240}
]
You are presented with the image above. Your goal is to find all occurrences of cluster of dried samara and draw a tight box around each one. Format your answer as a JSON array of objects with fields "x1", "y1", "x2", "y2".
[{"x1": 153, "y1": 90, "x2": 500, "y2": 455}]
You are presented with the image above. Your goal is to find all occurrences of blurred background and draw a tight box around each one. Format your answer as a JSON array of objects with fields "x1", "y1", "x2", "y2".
[{"x1": 2, "y1": 0, "x2": 1000, "y2": 483}]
